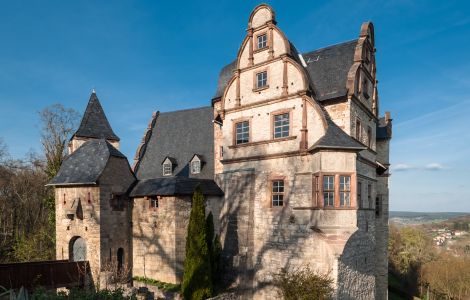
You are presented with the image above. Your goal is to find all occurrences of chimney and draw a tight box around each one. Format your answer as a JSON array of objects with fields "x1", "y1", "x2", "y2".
[{"x1": 385, "y1": 111, "x2": 391, "y2": 124}]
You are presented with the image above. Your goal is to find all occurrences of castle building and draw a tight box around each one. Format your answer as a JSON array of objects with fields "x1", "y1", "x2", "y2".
[{"x1": 49, "y1": 4, "x2": 392, "y2": 299}]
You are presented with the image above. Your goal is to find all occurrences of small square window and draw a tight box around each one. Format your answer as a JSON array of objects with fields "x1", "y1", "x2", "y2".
[
  {"x1": 272, "y1": 180, "x2": 284, "y2": 207},
  {"x1": 235, "y1": 121, "x2": 249, "y2": 144},
  {"x1": 149, "y1": 197, "x2": 158, "y2": 209},
  {"x1": 274, "y1": 113, "x2": 289, "y2": 138},
  {"x1": 256, "y1": 71, "x2": 267, "y2": 89},
  {"x1": 191, "y1": 160, "x2": 201, "y2": 174},
  {"x1": 163, "y1": 162, "x2": 172, "y2": 176},
  {"x1": 257, "y1": 34, "x2": 267, "y2": 49}
]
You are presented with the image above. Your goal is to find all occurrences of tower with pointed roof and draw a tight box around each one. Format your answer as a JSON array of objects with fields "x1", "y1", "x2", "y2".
[
  {"x1": 68, "y1": 91, "x2": 120, "y2": 154},
  {"x1": 49, "y1": 92, "x2": 135, "y2": 283}
]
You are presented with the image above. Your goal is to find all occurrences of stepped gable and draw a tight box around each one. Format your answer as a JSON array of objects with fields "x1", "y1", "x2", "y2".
[
  {"x1": 212, "y1": 40, "x2": 358, "y2": 102},
  {"x1": 135, "y1": 106, "x2": 214, "y2": 180},
  {"x1": 72, "y1": 92, "x2": 120, "y2": 141},
  {"x1": 48, "y1": 139, "x2": 126, "y2": 186}
]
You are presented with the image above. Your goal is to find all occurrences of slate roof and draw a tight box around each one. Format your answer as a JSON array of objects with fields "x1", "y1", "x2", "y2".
[
  {"x1": 130, "y1": 177, "x2": 223, "y2": 197},
  {"x1": 212, "y1": 40, "x2": 358, "y2": 102},
  {"x1": 48, "y1": 139, "x2": 127, "y2": 186},
  {"x1": 309, "y1": 118, "x2": 366, "y2": 152},
  {"x1": 213, "y1": 60, "x2": 237, "y2": 100},
  {"x1": 135, "y1": 106, "x2": 214, "y2": 180},
  {"x1": 73, "y1": 92, "x2": 120, "y2": 141},
  {"x1": 303, "y1": 40, "x2": 357, "y2": 101}
]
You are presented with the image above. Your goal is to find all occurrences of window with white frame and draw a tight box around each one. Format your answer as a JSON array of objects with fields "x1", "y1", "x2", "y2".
[
  {"x1": 272, "y1": 180, "x2": 284, "y2": 207},
  {"x1": 274, "y1": 113, "x2": 289, "y2": 138},
  {"x1": 191, "y1": 160, "x2": 201, "y2": 174},
  {"x1": 339, "y1": 176, "x2": 351, "y2": 206},
  {"x1": 163, "y1": 162, "x2": 172, "y2": 176},
  {"x1": 257, "y1": 33, "x2": 267, "y2": 49},
  {"x1": 323, "y1": 176, "x2": 335, "y2": 207},
  {"x1": 235, "y1": 121, "x2": 249, "y2": 144},
  {"x1": 256, "y1": 71, "x2": 267, "y2": 89}
]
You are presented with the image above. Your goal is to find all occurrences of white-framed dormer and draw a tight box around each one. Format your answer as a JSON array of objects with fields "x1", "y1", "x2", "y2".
[
  {"x1": 161, "y1": 156, "x2": 177, "y2": 176},
  {"x1": 189, "y1": 154, "x2": 204, "y2": 175}
]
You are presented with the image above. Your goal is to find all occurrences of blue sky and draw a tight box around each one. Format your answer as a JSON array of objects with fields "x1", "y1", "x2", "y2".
[{"x1": 0, "y1": 0, "x2": 469, "y2": 212}]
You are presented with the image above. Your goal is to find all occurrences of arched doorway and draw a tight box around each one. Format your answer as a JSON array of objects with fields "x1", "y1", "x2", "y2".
[
  {"x1": 117, "y1": 248, "x2": 124, "y2": 271},
  {"x1": 69, "y1": 236, "x2": 87, "y2": 261}
]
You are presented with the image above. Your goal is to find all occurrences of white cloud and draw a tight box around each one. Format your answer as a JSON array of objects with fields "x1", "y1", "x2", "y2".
[
  {"x1": 393, "y1": 164, "x2": 415, "y2": 172},
  {"x1": 424, "y1": 163, "x2": 445, "y2": 171}
]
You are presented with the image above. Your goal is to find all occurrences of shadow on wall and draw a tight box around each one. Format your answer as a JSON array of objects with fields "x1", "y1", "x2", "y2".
[{"x1": 337, "y1": 229, "x2": 375, "y2": 299}]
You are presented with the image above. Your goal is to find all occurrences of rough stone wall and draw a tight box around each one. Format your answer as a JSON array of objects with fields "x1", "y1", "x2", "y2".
[
  {"x1": 55, "y1": 186, "x2": 102, "y2": 281},
  {"x1": 69, "y1": 137, "x2": 120, "y2": 154},
  {"x1": 133, "y1": 196, "x2": 181, "y2": 283},
  {"x1": 215, "y1": 152, "x2": 379, "y2": 299},
  {"x1": 97, "y1": 156, "x2": 135, "y2": 281}
]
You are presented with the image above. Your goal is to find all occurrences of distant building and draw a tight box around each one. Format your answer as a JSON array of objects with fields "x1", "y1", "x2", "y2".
[{"x1": 49, "y1": 4, "x2": 392, "y2": 299}]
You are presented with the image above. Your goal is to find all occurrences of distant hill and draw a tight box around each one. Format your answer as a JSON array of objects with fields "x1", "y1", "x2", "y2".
[{"x1": 390, "y1": 211, "x2": 470, "y2": 225}]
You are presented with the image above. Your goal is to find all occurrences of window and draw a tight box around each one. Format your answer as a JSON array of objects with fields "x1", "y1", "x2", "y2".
[
  {"x1": 358, "y1": 182, "x2": 362, "y2": 208},
  {"x1": 367, "y1": 184, "x2": 372, "y2": 208},
  {"x1": 235, "y1": 121, "x2": 249, "y2": 144},
  {"x1": 313, "y1": 176, "x2": 319, "y2": 206},
  {"x1": 163, "y1": 162, "x2": 172, "y2": 176},
  {"x1": 271, "y1": 180, "x2": 284, "y2": 207},
  {"x1": 367, "y1": 126, "x2": 372, "y2": 148},
  {"x1": 149, "y1": 196, "x2": 158, "y2": 209},
  {"x1": 257, "y1": 33, "x2": 267, "y2": 49},
  {"x1": 356, "y1": 119, "x2": 362, "y2": 142},
  {"x1": 273, "y1": 113, "x2": 289, "y2": 138},
  {"x1": 220, "y1": 146, "x2": 223, "y2": 158},
  {"x1": 191, "y1": 160, "x2": 201, "y2": 174},
  {"x1": 339, "y1": 176, "x2": 351, "y2": 207},
  {"x1": 363, "y1": 78, "x2": 370, "y2": 99},
  {"x1": 323, "y1": 176, "x2": 335, "y2": 207},
  {"x1": 256, "y1": 71, "x2": 267, "y2": 89},
  {"x1": 375, "y1": 196, "x2": 381, "y2": 217}
]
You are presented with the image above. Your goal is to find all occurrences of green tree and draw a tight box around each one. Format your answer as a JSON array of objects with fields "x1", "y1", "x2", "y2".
[{"x1": 182, "y1": 186, "x2": 213, "y2": 300}]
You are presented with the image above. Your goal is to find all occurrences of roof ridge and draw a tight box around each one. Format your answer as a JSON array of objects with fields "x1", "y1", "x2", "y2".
[
  {"x1": 159, "y1": 106, "x2": 212, "y2": 115},
  {"x1": 302, "y1": 39, "x2": 358, "y2": 56}
]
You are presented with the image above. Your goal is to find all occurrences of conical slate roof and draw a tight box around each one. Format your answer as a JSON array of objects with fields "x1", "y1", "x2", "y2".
[{"x1": 73, "y1": 92, "x2": 120, "y2": 141}]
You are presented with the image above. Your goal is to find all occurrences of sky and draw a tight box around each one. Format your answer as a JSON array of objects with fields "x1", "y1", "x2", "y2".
[{"x1": 0, "y1": 0, "x2": 469, "y2": 212}]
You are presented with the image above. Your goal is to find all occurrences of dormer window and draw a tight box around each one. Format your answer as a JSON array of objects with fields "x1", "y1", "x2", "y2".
[
  {"x1": 189, "y1": 154, "x2": 204, "y2": 175},
  {"x1": 257, "y1": 33, "x2": 267, "y2": 49},
  {"x1": 161, "y1": 157, "x2": 177, "y2": 176},
  {"x1": 163, "y1": 163, "x2": 172, "y2": 176},
  {"x1": 191, "y1": 161, "x2": 201, "y2": 174}
]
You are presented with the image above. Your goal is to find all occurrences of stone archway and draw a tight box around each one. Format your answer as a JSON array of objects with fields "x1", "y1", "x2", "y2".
[{"x1": 69, "y1": 236, "x2": 87, "y2": 261}]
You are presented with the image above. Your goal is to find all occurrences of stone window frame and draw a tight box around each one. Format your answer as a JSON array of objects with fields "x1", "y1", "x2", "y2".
[
  {"x1": 268, "y1": 175, "x2": 287, "y2": 208},
  {"x1": 232, "y1": 117, "x2": 252, "y2": 146},
  {"x1": 253, "y1": 67, "x2": 269, "y2": 91},
  {"x1": 313, "y1": 172, "x2": 357, "y2": 209},
  {"x1": 355, "y1": 118, "x2": 362, "y2": 142},
  {"x1": 367, "y1": 126, "x2": 372, "y2": 149},
  {"x1": 367, "y1": 184, "x2": 372, "y2": 209},
  {"x1": 254, "y1": 31, "x2": 268, "y2": 52},
  {"x1": 270, "y1": 108, "x2": 293, "y2": 140}
]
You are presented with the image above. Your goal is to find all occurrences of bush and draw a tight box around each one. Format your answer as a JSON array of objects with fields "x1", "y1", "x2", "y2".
[
  {"x1": 272, "y1": 266, "x2": 334, "y2": 300},
  {"x1": 181, "y1": 186, "x2": 213, "y2": 300}
]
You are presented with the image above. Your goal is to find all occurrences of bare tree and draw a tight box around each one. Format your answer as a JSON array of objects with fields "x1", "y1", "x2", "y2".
[{"x1": 39, "y1": 104, "x2": 80, "y2": 179}]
